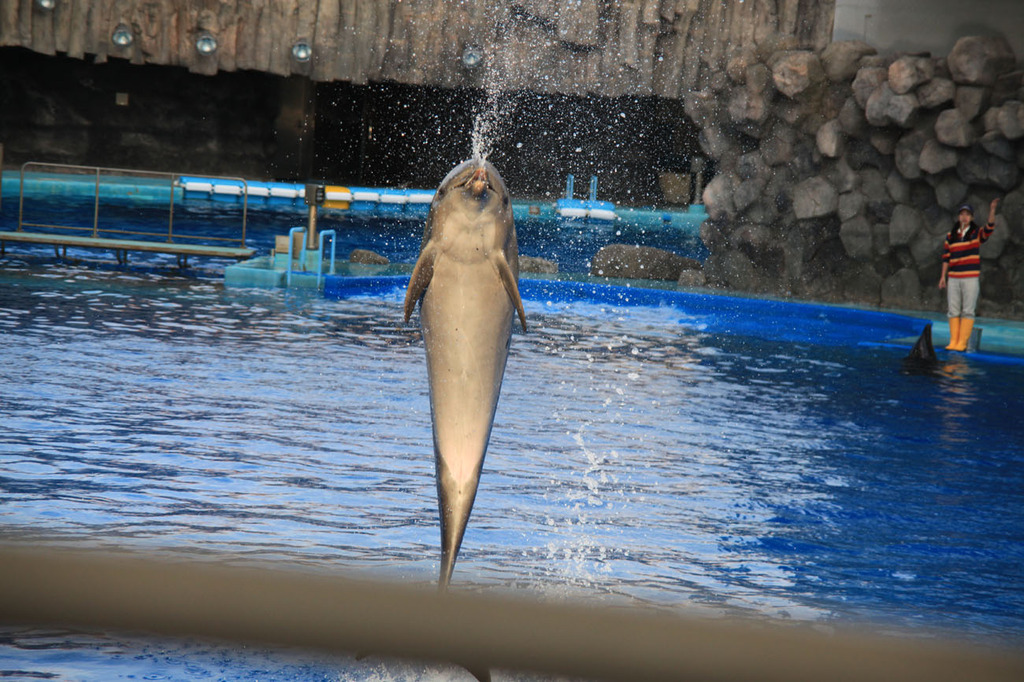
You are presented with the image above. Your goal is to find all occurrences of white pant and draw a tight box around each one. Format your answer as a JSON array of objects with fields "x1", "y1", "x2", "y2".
[{"x1": 947, "y1": 277, "x2": 979, "y2": 319}]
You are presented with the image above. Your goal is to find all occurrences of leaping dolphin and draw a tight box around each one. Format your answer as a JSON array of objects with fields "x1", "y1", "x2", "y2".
[{"x1": 404, "y1": 159, "x2": 527, "y2": 590}]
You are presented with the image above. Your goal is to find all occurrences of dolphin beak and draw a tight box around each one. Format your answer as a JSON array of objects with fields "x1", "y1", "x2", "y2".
[{"x1": 468, "y1": 167, "x2": 488, "y2": 197}]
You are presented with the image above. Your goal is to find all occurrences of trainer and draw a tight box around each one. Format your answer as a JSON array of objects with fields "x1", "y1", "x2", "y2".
[{"x1": 938, "y1": 198, "x2": 999, "y2": 351}]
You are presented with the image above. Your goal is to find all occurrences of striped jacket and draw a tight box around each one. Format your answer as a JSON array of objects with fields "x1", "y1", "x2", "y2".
[{"x1": 943, "y1": 221, "x2": 994, "y2": 278}]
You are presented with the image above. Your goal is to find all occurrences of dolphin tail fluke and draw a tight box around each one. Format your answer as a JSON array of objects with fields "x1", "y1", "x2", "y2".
[{"x1": 436, "y1": 458, "x2": 481, "y2": 590}]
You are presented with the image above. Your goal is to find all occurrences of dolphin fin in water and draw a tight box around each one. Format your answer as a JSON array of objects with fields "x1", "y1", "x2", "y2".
[
  {"x1": 902, "y1": 323, "x2": 939, "y2": 374},
  {"x1": 906, "y1": 323, "x2": 938, "y2": 363}
]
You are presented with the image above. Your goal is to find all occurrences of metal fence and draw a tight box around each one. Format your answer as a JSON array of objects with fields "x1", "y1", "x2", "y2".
[{"x1": 16, "y1": 162, "x2": 249, "y2": 247}]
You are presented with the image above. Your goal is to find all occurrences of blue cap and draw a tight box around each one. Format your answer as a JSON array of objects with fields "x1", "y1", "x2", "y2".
[{"x1": 957, "y1": 203, "x2": 974, "y2": 214}]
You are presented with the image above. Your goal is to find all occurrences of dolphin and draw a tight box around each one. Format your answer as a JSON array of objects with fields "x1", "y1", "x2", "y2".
[
  {"x1": 404, "y1": 159, "x2": 527, "y2": 590},
  {"x1": 901, "y1": 323, "x2": 939, "y2": 374}
]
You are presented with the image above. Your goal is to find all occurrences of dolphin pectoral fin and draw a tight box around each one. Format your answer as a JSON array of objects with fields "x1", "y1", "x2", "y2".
[
  {"x1": 493, "y1": 254, "x2": 527, "y2": 332},
  {"x1": 404, "y1": 245, "x2": 436, "y2": 322}
]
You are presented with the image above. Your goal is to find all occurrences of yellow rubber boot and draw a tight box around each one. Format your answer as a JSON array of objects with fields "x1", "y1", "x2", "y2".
[
  {"x1": 945, "y1": 317, "x2": 960, "y2": 350},
  {"x1": 953, "y1": 318, "x2": 974, "y2": 351}
]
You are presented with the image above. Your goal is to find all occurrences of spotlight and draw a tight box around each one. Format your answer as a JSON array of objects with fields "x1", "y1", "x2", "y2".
[
  {"x1": 195, "y1": 31, "x2": 218, "y2": 56},
  {"x1": 461, "y1": 45, "x2": 483, "y2": 69},
  {"x1": 35, "y1": 0, "x2": 56, "y2": 10},
  {"x1": 291, "y1": 40, "x2": 312, "y2": 63},
  {"x1": 111, "y1": 24, "x2": 133, "y2": 48}
]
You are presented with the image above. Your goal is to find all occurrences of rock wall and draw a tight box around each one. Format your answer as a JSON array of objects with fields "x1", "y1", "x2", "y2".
[{"x1": 695, "y1": 36, "x2": 1024, "y2": 319}]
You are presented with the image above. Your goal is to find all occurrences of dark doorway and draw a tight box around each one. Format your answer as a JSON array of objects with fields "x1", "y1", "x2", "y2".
[{"x1": 313, "y1": 81, "x2": 702, "y2": 205}]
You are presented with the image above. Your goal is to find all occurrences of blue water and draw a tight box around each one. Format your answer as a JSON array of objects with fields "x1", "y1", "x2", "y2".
[
  {"x1": 1, "y1": 187, "x2": 708, "y2": 274},
  {"x1": 1, "y1": 258, "x2": 1023, "y2": 680}
]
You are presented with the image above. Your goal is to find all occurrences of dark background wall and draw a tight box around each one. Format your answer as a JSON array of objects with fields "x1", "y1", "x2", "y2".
[{"x1": 1, "y1": 48, "x2": 702, "y2": 205}]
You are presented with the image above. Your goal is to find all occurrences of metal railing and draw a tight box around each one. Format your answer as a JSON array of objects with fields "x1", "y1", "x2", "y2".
[{"x1": 16, "y1": 162, "x2": 249, "y2": 248}]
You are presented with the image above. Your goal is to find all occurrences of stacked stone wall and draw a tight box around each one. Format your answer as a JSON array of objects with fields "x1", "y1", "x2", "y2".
[{"x1": 695, "y1": 36, "x2": 1024, "y2": 319}]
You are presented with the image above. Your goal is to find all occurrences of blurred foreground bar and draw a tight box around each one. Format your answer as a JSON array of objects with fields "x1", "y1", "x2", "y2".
[{"x1": 1, "y1": 545, "x2": 1022, "y2": 682}]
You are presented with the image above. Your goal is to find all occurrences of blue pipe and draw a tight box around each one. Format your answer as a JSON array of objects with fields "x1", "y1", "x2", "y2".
[
  {"x1": 316, "y1": 229, "x2": 337, "y2": 289},
  {"x1": 589, "y1": 175, "x2": 598, "y2": 202},
  {"x1": 286, "y1": 226, "x2": 305, "y2": 287},
  {"x1": 565, "y1": 174, "x2": 575, "y2": 200}
]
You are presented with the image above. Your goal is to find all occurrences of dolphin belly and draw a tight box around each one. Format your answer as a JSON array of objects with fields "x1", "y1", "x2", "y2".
[{"x1": 420, "y1": 257, "x2": 513, "y2": 587}]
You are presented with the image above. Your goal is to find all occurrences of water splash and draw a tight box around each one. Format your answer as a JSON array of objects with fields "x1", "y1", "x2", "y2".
[
  {"x1": 468, "y1": 42, "x2": 521, "y2": 164},
  {"x1": 469, "y1": 85, "x2": 518, "y2": 164}
]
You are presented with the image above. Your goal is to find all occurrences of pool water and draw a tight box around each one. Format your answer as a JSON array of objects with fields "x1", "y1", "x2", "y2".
[
  {"x1": 2, "y1": 190, "x2": 708, "y2": 274},
  {"x1": 1, "y1": 261, "x2": 1023, "y2": 680}
]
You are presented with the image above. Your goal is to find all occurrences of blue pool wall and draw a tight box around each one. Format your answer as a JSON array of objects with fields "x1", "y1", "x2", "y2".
[{"x1": 323, "y1": 275, "x2": 932, "y2": 349}]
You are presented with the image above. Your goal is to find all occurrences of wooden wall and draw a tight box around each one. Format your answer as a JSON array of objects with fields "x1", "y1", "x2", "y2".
[{"x1": 1, "y1": 0, "x2": 836, "y2": 98}]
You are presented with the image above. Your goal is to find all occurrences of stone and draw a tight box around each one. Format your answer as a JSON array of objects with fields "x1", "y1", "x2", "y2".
[
  {"x1": 917, "y1": 78, "x2": 956, "y2": 109},
  {"x1": 947, "y1": 35, "x2": 1017, "y2": 86},
  {"x1": 792, "y1": 177, "x2": 838, "y2": 219},
  {"x1": 996, "y1": 100, "x2": 1024, "y2": 140},
  {"x1": 838, "y1": 96, "x2": 867, "y2": 136},
  {"x1": 728, "y1": 88, "x2": 770, "y2": 126},
  {"x1": 840, "y1": 215, "x2": 873, "y2": 260},
  {"x1": 772, "y1": 50, "x2": 825, "y2": 98},
  {"x1": 860, "y1": 168, "x2": 894, "y2": 221},
  {"x1": 980, "y1": 215, "x2": 1010, "y2": 260},
  {"x1": 933, "y1": 173, "x2": 969, "y2": 210},
  {"x1": 993, "y1": 70, "x2": 1024, "y2": 106},
  {"x1": 873, "y1": 222, "x2": 892, "y2": 256},
  {"x1": 954, "y1": 86, "x2": 990, "y2": 120},
  {"x1": 881, "y1": 268, "x2": 922, "y2": 308},
  {"x1": 910, "y1": 182, "x2": 937, "y2": 211},
  {"x1": 699, "y1": 125, "x2": 734, "y2": 159},
  {"x1": 838, "y1": 191, "x2": 866, "y2": 222},
  {"x1": 934, "y1": 108, "x2": 977, "y2": 147},
  {"x1": 894, "y1": 131, "x2": 927, "y2": 180},
  {"x1": 705, "y1": 250, "x2": 759, "y2": 291},
  {"x1": 702, "y1": 172, "x2": 737, "y2": 221},
  {"x1": 677, "y1": 269, "x2": 707, "y2": 288},
  {"x1": 733, "y1": 178, "x2": 765, "y2": 213},
  {"x1": 957, "y1": 146, "x2": 1020, "y2": 189},
  {"x1": 888, "y1": 56, "x2": 934, "y2": 95},
  {"x1": 816, "y1": 118, "x2": 845, "y2": 158},
  {"x1": 865, "y1": 83, "x2": 919, "y2": 127},
  {"x1": 910, "y1": 227, "x2": 944, "y2": 268},
  {"x1": 746, "y1": 63, "x2": 772, "y2": 94},
  {"x1": 889, "y1": 204, "x2": 926, "y2": 246},
  {"x1": 870, "y1": 129, "x2": 900, "y2": 155},
  {"x1": 520, "y1": 255, "x2": 558, "y2": 274},
  {"x1": 726, "y1": 50, "x2": 757, "y2": 84},
  {"x1": 852, "y1": 66, "x2": 887, "y2": 108},
  {"x1": 590, "y1": 244, "x2": 700, "y2": 281},
  {"x1": 730, "y1": 222, "x2": 772, "y2": 251},
  {"x1": 829, "y1": 156, "x2": 858, "y2": 194},
  {"x1": 839, "y1": 263, "x2": 883, "y2": 304},
  {"x1": 980, "y1": 131, "x2": 1015, "y2": 162},
  {"x1": 846, "y1": 139, "x2": 887, "y2": 170},
  {"x1": 761, "y1": 123, "x2": 797, "y2": 166},
  {"x1": 736, "y1": 151, "x2": 768, "y2": 181},
  {"x1": 349, "y1": 248, "x2": 389, "y2": 265},
  {"x1": 822, "y1": 40, "x2": 877, "y2": 82},
  {"x1": 886, "y1": 171, "x2": 911, "y2": 204},
  {"x1": 918, "y1": 139, "x2": 959, "y2": 174},
  {"x1": 982, "y1": 107, "x2": 1002, "y2": 133}
]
